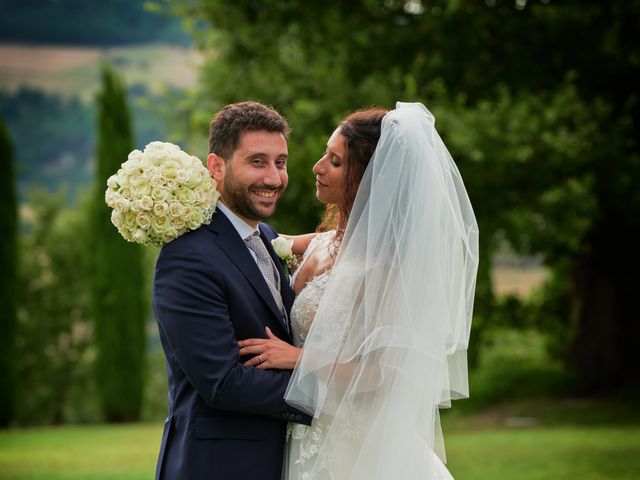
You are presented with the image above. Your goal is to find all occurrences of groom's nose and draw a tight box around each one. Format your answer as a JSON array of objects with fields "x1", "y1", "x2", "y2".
[{"x1": 262, "y1": 163, "x2": 285, "y2": 188}]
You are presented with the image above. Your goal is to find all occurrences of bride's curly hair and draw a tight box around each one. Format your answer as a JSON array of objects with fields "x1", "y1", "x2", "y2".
[{"x1": 318, "y1": 107, "x2": 389, "y2": 236}]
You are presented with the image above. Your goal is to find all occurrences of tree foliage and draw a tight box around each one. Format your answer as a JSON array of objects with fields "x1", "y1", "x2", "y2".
[
  {"x1": 0, "y1": 118, "x2": 17, "y2": 426},
  {"x1": 90, "y1": 66, "x2": 147, "y2": 421},
  {"x1": 0, "y1": 0, "x2": 189, "y2": 45},
  {"x1": 170, "y1": 0, "x2": 640, "y2": 389},
  {"x1": 15, "y1": 190, "x2": 97, "y2": 425}
]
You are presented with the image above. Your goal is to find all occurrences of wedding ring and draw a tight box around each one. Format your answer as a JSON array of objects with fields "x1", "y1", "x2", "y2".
[{"x1": 258, "y1": 355, "x2": 264, "y2": 364}]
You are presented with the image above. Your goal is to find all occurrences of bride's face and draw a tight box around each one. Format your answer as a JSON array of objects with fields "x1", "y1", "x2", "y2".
[{"x1": 313, "y1": 128, "x2": 347, "y2": 206}]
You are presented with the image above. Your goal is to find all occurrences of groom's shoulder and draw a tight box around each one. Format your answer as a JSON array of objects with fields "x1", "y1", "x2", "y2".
[{"x1": 157, "y1": 224, "x2": 215, "y2": 261}]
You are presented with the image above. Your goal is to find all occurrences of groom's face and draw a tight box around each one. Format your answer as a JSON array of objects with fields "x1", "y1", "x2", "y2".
[{"x1": 208, "y1": 130, "x2": 288, "y2": 226}]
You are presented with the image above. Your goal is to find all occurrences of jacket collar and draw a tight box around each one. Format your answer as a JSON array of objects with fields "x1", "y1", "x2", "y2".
[{"x1": 206, "y1": 209, "x2": 292, "y2": 336}]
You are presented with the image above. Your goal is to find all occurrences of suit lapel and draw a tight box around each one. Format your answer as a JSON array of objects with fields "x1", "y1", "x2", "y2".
[{"x1": 207, "y1": 212, "x2": 284, "y2": 323}]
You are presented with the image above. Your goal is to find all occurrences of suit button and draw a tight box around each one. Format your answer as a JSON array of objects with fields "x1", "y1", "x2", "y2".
[{"x1": 295, "y1": 415, "x2": 302, "y2": 420}]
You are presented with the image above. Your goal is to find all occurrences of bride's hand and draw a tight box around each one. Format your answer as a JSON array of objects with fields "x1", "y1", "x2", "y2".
[{"x1": 238, "y1": 327, "x2": 302, "y2": 370}]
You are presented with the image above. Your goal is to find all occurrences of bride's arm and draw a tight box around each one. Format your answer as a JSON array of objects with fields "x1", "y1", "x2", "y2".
[{"x1": 280, "y1": 233, "x2": 317, "y2": 257}]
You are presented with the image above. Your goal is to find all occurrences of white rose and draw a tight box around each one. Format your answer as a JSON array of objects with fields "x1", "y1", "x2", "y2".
[
  {"x1": 151, "y1": 187, "x2": 171, "y2": 202},
  {"x1": 176, "y1": 187, "x2": 197, "y2": 205},
  {"x1": 141, "y1": 196, "x2": 154, "y2": 211},
  {"x1": 116, "y1": 170, "x2": 130, "y2": 187},
  {"x1": 153, "y1": 201, "x2": 169, "y2": 217},
  {"x1": 127, "y1": 149, "x2": 143, "y2": 163},
  {"x1": 111, "y1": 210, "x2": 124, "y2": 228},
  {"x1": 105, "y1": 190, "x2": 119, "y2": 207},
  {"x1": 150, "y1": 175, "x2": 165, "y2": 188},
  {"x1": 185, "y1": 169, "x2": 204, "y2": 188},
  {"x1": 170, "y1": 217, "x2": 186, "y2": 231},
  {"x1": 136, "y1": 212, "x2": 152, "y2": 230},
  {"x1": 140, "y1": 154, "x2": 156, "y2": 170},
  {"x1": 165, "y1": 178, "x2": 179, "y2": 191},
  {"x1": 124, "y1": 212, "x2": 136, "y2": 229},
  {"x1": 130, "y1": 199, "x2": 143, "y2": 213},
  {"x1": 151, "y1": 215, "x2": 171, "y2": 234},
  {"x1": 114, "y1": 197, "x2": 131, "y2": 213},
  {"x1": 272, "y1": 236, "x2": 294, "y2": 259},
  {"x1": 117, "y1": 226, "x2": 133, "y2": 242},
  {"x1": 132, "y1": 228, "x2": 148, "y2": 244},
  {"x1": 168, "y1": 201, "x2": 183, "y2": 218},
  {"x1": 129, "y1": 173, "x2": 147, "y2": 187},
  {"x1": 107, "y1": 175, "x2": 119, "y2": 189},
  {"x1": 188, "y1": 210, "x2": 205, "y2": 228},
  {"x1": 161, "y1": 228, "x2": 179, "y2": 244},
  {"x1": 181, "y1": 205, "x2": 193, "y2": 219},
  {"x1": 195, "y1": 185, "x2": 212, "y2": 204},
  {"x1": 175, "y1": 169, "x2": 189, "y2": 184},
  {"x1": 142, "y1": 165, "x2": 159, "y2": 179},
  {"x1": 120, "y1": 186, "x2": 132, "y2": 200},
  {"x1": 123, "y1": 158, "x2": 141, "y2": 175},
  {"x1": 132, "y1": 182, "x2": 151, "y2": 198},
  {"x1": 161, "y1": 161, "x2": 179, "y2": 178}
]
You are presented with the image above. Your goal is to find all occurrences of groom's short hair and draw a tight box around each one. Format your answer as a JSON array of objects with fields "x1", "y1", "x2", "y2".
[{"x1": 208, "y1": 101, "x2": 290, "y2": 160}]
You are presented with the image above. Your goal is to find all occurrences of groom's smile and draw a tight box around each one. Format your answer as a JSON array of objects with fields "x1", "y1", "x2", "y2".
[{"x1": 208, "y1": 130, "x2": 288, "y2": 227}]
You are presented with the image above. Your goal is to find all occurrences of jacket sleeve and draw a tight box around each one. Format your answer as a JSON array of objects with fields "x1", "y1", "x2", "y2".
[{"x1": 153, "y1": 238, "x2": 311, "y2": 425}]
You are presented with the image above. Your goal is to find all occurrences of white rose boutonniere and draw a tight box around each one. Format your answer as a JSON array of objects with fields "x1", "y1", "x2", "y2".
[{"x1": 271, "y1": 236, "x2": 298, "y2": 278}]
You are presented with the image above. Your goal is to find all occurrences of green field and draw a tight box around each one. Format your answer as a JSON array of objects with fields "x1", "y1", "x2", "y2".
[{"x1": 1, "y1": 420, "x2": 638, "y2": 479}]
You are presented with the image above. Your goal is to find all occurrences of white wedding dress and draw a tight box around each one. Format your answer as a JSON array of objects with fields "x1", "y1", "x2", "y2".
[{"x1": 284, "y1": 231, "x2": 455, "y2": 480}]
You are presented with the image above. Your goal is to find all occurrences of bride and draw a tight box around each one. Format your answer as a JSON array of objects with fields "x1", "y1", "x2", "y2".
[{"x1": 239, "y1": 102, "x2": 479, "y2": 479}]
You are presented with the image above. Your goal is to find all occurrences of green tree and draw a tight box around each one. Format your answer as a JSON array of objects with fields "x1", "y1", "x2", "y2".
[
  {"x1": 170, "y1": 0, "x2": 640, "y2": 389},
  {"x1": 0, "y1": 118, "x2": 17, "y2": 427},
  {"x1": 15, "y1": 190, "x2": 97, "y2": 425},
  {"x1": 90, "y1": 65, "x2": 147, "y2": 421}
]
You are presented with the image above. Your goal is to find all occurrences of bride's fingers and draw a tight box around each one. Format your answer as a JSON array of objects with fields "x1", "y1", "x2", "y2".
[
  {"x1": 265, "y1": 327, "x2": 280, "y2": 340},
  {"x1": 238, "y1": 344, "x2": 267, "y2": 356},
  {"x1": 238, "y1": 338, "x2": 268, "y2": 347},
  {"x1": 243, "y1": 354, "x2": 266, "y2": 367}
]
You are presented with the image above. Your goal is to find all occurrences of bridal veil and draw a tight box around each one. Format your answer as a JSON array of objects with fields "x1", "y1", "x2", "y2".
[{"x1": 285, "y1": 102, "x2": 479, "y2": 479}]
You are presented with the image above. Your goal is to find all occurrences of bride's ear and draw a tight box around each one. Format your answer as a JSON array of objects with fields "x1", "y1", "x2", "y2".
[{"x1": 208, "y1": 153, "x2": 225, "y2": 184}]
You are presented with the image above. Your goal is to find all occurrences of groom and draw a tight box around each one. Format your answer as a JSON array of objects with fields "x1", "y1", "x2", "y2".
[{"x1": 153, "y1": 102, "x2": 311, "y2": 480}]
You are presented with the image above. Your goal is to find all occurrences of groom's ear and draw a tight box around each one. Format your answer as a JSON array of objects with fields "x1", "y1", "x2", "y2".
[{"x1": 208, "y1": 153, "x2": 226, "y2": 184}]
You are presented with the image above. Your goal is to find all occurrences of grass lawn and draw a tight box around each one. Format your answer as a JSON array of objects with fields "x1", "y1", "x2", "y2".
[
  {"x1": 0, "y1": 424, "x2": 161, "y2": 479},
  {"x1": 1, "y1": 411, "x2": 639, "y2": 479}
]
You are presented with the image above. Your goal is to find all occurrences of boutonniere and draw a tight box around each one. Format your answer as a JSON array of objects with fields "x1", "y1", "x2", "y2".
[{"x1": 271, "y1": 236, "x2": 298, "y2": 278}]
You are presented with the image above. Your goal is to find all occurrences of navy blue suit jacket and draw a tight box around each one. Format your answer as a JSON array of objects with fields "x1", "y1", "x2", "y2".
[{"x1": 152, "y1": 209, "x2": 311, "y2": 480}]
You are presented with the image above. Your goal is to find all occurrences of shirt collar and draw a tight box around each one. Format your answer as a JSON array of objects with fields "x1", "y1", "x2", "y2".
[{"x1": 216, "y1": 201, "x2": 259, "y2": 240}]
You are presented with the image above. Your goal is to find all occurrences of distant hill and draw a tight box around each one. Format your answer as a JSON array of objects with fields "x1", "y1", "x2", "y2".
[{"x1": 0, "y1": 0, "x2": 191, "y2": 45}]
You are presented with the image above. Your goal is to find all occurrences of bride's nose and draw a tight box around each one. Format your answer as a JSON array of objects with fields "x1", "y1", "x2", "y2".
[{"x1": 313, "y1": 157, "x2": 325, "y2": 175}]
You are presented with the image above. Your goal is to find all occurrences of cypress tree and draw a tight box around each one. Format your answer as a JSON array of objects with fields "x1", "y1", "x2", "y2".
[
  {"x1": 90, "y1": 65, "x2": 146, "y2": 421},
  {"x1": 0, "y1": 118, "x2": 17, "y2": 427}
]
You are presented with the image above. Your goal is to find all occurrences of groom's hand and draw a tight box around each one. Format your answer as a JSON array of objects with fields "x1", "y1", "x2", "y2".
[{"x1": 239, "y1": 327, "x2": 302, "y2": 370}]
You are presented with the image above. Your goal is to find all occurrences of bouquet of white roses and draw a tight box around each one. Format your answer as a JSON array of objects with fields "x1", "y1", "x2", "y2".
[{"x1": 105, "y1": 141, "x2": 220, "y2": 247}]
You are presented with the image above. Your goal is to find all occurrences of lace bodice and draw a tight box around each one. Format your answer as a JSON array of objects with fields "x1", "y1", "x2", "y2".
[
  {"x1": 289, "y1": 231, "x2": 334, "y2": 348},
  {"x1": 286, "y1": 231, "x2": 338, "y2": 478}
]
